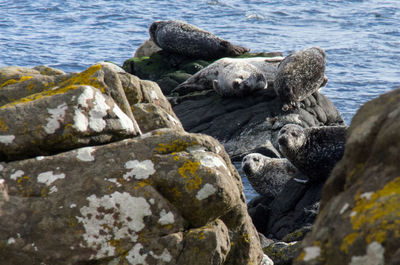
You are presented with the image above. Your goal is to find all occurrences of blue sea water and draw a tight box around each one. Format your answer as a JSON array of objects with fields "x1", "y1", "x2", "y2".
[{"x1": 1, "y1": 0, "x2": 399, "y2": 201}]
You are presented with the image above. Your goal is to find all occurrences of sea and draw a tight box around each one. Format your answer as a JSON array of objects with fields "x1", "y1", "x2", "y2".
[{"x1": 1, "y1": 0, "x2": 399, "y2": 201}]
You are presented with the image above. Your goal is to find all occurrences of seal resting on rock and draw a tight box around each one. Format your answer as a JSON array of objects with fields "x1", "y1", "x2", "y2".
[
  {"x1": 274, "y1": 47, "x2": 327, "y2": 111},
  {"x1": 173, "y1": 56, "x2": 283, "y2": 97},
  {"x1": 149, "y1": 20, "x2": 249, "y2": 59},
  {"x1": 242, "y1": 153, "x2": 308, "y2": 198},
  {"x1": 278, "y1": 124, "x2": 347, "y2": 182}
]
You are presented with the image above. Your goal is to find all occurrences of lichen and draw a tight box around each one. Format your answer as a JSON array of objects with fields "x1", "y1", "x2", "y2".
[
  {"x1": 178, "y1": 159, "x2": 202, "y2": 191},
  {"x1": 340, "y1": 177, "x2": 400, "y2": 253},
  {"x1": 156, "y1": 139, "x2": 197, "y2": 153},
  {"x1": 0, "y1": 76, "x2": 33, "y2": 89},
  {"x1": 0, "y1": 64, "x2": 103, "y2": 109}
]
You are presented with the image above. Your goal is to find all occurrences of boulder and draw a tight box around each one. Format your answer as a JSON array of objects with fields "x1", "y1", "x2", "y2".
[
  {"x1": 294, "y1": 88, "x2": 400, "y2": 265},
  {"x1": 0, "y1": 127, "x2": 263, "y2": 265},
  {"x1": 0, "y1": 62, "x2": 264, "y2": 264},
  {"x1": 0, "y1": 85, "x2": 137, "y2": 161}
]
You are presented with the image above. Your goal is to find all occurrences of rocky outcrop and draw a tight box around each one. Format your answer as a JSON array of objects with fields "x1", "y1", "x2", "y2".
[
  {"x1": 294, "y1": 88, "x2": 400, "y2": 265},
  {"x1": 172, "y1": 88, "x2": 344, "y2": 160},
  {"x1": 0, "y1": 64, "x2": 263, "y2": 265}
]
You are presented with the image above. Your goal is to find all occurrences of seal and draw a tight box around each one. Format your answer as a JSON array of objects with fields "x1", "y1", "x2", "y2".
[
  {"x1": 172, "y1": 56, "x2": 284, "y2": 97},
  {"x1": 241, "y1": 153, "x2": 307, "y2": 198},
  {"x1": 273, "y1": 47, "x2": 327, "y2": 111},
  {"x1": 149, "y1": 20, "x2": 250, "y2": 59},
  {"x1": 277, "y1": 124, "x2": 347, "y2": 182}
]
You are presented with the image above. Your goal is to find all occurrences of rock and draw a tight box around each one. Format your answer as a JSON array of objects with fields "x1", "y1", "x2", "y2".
[
  {"x1": 134, "y1": 38, "x2": 162, "y2": 58},
  {"x1": 281, "y1": 226, "x2": 313, "y2": 243},
  {"x1": 261, "y1": 254, "x2": 275, "y2": 265},
  {"x1": 294, "y1": 88, "x2": 400, "y2": 265},
  {"x1": 0, "y1": 128, "x2": 263, "y2": 265},
  {"x1": 172, "y1": 88, "x2": 345, "y2": 160},
  {"x1": 263, "y1": 241, "x2": 302, "y2": 265},
  {"x1": 0, "y1": 85, "x2": 138, "y2": 161}
]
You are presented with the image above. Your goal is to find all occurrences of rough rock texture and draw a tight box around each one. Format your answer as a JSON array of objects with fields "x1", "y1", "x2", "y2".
[
  {"x1": 294, "y1": 88, "x2": 400, "y2": 265},
  {"x1": 263, "y1": 241, "x2": 301, "y2": 265},
  {"x1": 248, "y1": 178, "x2": 322, "y2": 240},
  {"x1": 0, "y1": 63, "x2": 264, "y2": 265},
  {"x1": 0, "y1": 85, "x2": 137, "y2": 161},
  {"x1": 0, "y1": 129, "x2": 262, "y2": 265},
  {"x1": 134, "y1": 38, "x2": 162, "y2": 58}
]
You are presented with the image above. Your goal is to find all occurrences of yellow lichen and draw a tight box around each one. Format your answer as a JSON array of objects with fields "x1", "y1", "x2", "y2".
[
  {"x1": 340, "y1": 177, "x2": 400, "y2": 253},
  {"x1": 0, "y1": 117, "x2": 8, "y2": 131},
  {"x1": 0, "y1": 76, "x2": 33, "y2": 89},
  {"x1": 178, "y1": 159, "x2": 202, "y2": 191},
  {"x1": 0, "y1": 64, "x2": 103, "y2": 109},
  {"x1": 156, "y1": 139, "x2": 198, "y2": 153},
  {"x1": 133, "y1": 179, "x2": 153, "y2": 190}
]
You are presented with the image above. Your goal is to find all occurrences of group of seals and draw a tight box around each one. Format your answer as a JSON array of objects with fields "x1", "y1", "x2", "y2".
[
  {"x1": 148, "y1": 20, "x2": 327, "y2": 104},
  {"x1": 149, "y1": 20, "x2": 249, "y2": 60},
  {"x1": 274, "y1": 47, "x2": 328, "y2": 111},
  {"x1": 242, "y1": 124, "x2": 347, "y2": 197},
  {"x1": 173, "y1": 57, "x2": 283, "y2": 97}
]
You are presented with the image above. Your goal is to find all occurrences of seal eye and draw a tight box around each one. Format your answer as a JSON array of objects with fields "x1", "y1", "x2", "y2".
[{"x1": 291, "y1": 132, "x2": 298, "y2": 137}]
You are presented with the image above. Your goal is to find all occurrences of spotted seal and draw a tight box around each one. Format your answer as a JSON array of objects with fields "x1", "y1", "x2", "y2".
[
  {"x1": 173, "y1": 56, "x2": 284, "y2": 97},
  {"x1": 241, "y1": 153, "x2": 308, "y2": 198},
  {"x1": 274, "y1": 47, "x2": 327, "y2": 111},
  {"x1": 149, "y1": 20, "x2": 249, "y2": 59},
  {"x1": 278, "y1": 124, "x2": 347, "y2": 182}
]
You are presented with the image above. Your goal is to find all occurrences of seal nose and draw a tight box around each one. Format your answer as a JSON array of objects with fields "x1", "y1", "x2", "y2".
[{"x1": 278, "y1": 136, "x2": 287, "y2": 146}]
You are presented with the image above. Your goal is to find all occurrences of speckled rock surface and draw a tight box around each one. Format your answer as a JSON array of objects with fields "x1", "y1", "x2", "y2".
[
  {"x1": 0, "y1": 85, "x2": 137, "y2": 161},
  {"x1": 294, "y1": 88, "x2": 400, "y2": 265},
  {"x1": 0, "y1": 128, "x2": 263, "y2": 265}
]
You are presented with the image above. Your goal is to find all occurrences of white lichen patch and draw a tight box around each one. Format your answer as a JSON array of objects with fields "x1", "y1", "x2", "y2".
[
  {"x1": 7, "y1": 237, "x2": 16, "y2": 245},
  {"x1": 10, "y1": 170, "x2": 24, "y2": 181},
  {"x1": 349, "y1": 241, "x2": 385, "y2": 265},
  {"x1": 76, "y1": 192, "x2": 152, "y2": 260},
  {"x1": 150, "y1": 90, "x2": 159, "y2": 100},
  {"x1": 44, "y1": 103, "x2": 68, "y2": 134},
  {"x1": 150, "y1": 248, "x2": 172, "y2": 263},
  {"x1": 36, "y1": 156, "x2": 45, "y2": 161},
  {"x1": 70, "y1": 203, "x2": 77, "y2": 208},
  {"x1": 0, "y1": 135, "x2": 15, "y2": 145},
  {"x1": 340, "y1": 203, "x2": 349, "y2": 215},
  {"x1": 77, "y1": 86, "x2": 94, "y2": 108},
  {"x1": 196, "y1": 183, "x2": 217, "y2": 200},
  {"x1": 360, "y1": 192, "x2": 374, "y2": 200},
  {"x1": 73, "y1": 109, "x2": 89, "y2": 132},
  {"x1": 112, "y1": 105, "x2": 134, "y2": 133},
  {"x1": 105, "y1": 178, "x2": 122, "y2": 187},
  {"x1": 303, "y1": 246, "x2": 321, "y2": 261},
  {"x1": 76, "y1": 147, "x2": 95, "y2": 162},
  {"x1": 49, "y1": 186, "x2": 58, "y2": 194},
  {"x1": 123, "y1": 159, "x2": 155, "y2": 181},
  {"x1": 37, "y1": 171, "x2": 66, "y2": 186},
  {"x1": 89, "y1": 91, "x2": 110, "y2": 132},
  {"x1": 187, "y1": 145, "x2": 207, "y2": 153},
  {"x1": 350, "y1": 211, "x2": 357, "y2": 218},
  {"x1": 200, "y1": 155, "x2": 228, "y2": 171},
  {"x1": 158, "y1": 209, "x2": 175, "y2": 225}
]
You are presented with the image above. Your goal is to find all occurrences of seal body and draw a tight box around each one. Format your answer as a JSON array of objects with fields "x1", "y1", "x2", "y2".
[
  {"x1": 173, "y1": 57, "x2": 283, "y2": 96},
  {"x1": 242, "y1": 153, "x2": 306, "y2": 197},
  {"x1": 278, "y1": 124, "x2": 347, "y2": 182},
  {"x1": 274, "y1": 47, "x2": 327, "y2": 111},
  {"x1": 149, "y1": 20, "x2": 249, "y2": 59}
]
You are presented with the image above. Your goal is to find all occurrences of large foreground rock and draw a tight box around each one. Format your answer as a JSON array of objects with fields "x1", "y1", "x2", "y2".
[
  {"x1": 294, "y1": 88, "x2": 400, "y2": 265},
  {"x1": 0, "y1": 63, "x2": 263, "y2": 265}
]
